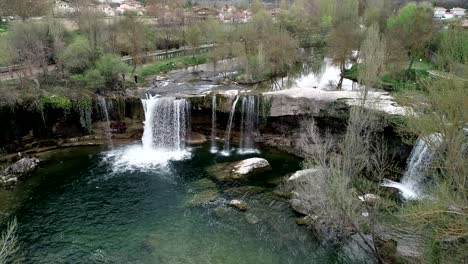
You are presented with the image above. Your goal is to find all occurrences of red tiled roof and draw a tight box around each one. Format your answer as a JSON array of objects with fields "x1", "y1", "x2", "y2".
[{"x1": 451, "y1": 7, "x2": 466, "y2": 10}]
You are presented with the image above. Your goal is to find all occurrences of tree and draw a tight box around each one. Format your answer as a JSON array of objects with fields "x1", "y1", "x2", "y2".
[
  {"x1": 250, "y1": 0, "x2": 264, "y2": 14},
  {"x1": 278, "y1": 0, "x2": 320, "y2": 47},
  {"x1": 7, "y1": 22, "x2": 53, "y2": 84},
  {"x1": 117, "y1": 12, "x2": 152, "y2": 75},
  {"x1": 73, "y1": 0, "x2": 107, "y2": 51},
  {"x1": 358, "y1": 23, "x2": 386, "y2": 90},
  {"x1": 327, "y1": 15, "x2": 360, "y2": 89},
  {"x1": 185, "y1": 23, "x2": 202, "y2": 58},
  {"x1": 435, "y1": 27, "x2": 468, "y2": 76},
  {"x1": 59, "y1": 36, "x2": 95, "y2": 74},
  {"x1": 82, "y1": 54, "x2": 130, "y2": 90},
  {"x1": 2, "y1": 0, "x2": 49, "y2": 20},
  {"x1": 387, "y1": 2, "x2": 435, "y2": 70}
]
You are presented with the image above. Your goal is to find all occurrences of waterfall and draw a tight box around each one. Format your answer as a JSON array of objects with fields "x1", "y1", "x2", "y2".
[
  {"x1": 238, "y1": 95, "x2": 259, "y2": 154},
  {"x1": 98, "y1": 96, "x2": 113, "y2": 149},
  {"x1": 141, "y1": 95, "x2": 190, "y2": 151},
  {"x1": 221, "y1": 95, "x2": 240, "y2": 156},
  {"x1": 210, "y1": 95, "x2": 218, "y2": 153},
  {"x1": 382, "y1": 134, "x2": 441, "y2": 200}
]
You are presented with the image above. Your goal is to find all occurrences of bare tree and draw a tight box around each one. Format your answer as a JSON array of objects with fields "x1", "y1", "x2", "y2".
[{"x1": 0, "y1": 218, "x2": 19, "y2": 263}]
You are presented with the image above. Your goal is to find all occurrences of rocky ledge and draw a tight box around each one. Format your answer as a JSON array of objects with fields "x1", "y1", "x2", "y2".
[{"x1": 1, "y1": 157, "x2": 40, "y2": 186}]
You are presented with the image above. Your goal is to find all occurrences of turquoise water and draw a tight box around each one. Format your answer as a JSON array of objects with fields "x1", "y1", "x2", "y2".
[{"x1": 5, "y1": 144, "x2": 357, "y2": 263}]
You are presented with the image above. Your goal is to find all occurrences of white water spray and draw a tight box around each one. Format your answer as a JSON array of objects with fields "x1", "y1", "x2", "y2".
[
  {"x1": 98, "y1": 96, "x2": 113, "y2": 149},
  {"x1": 210, "y1": 95, "x2": 218, "y2": 153},
  {"x1": 221, "y1": 95, "x2": 240, "y2": 156},
  {"x1": 238, "y1": 95, "x2": 259, "y2": 154},
  {"x1": 382, "y1": 134, "x2": 442, "y2": 200}
]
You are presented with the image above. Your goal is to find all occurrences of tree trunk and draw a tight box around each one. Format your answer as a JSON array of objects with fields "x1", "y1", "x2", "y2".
[{"x1": 407, "y1": 56, "x2": 415, "y2": 71}]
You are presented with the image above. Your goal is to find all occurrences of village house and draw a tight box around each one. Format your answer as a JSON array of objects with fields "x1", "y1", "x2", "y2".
[
  {"x1": 53, "y1": 0, "x2": 76, "y2": 16},
  {"x1": 433, "y1": 7, "x2": 446, "y2": 19},
  {"x1": 450, "y1": 7, "x2": 466, "y2": 18},
  {"x1": 269, "y1": 8, "x2": 283, "y2": 17},
  {"x1": 115, "y1": 1, "x2": 145, "y2": 16},
  {"x1": 97, "y1": 4, "x2": 115, "y2": 17}
]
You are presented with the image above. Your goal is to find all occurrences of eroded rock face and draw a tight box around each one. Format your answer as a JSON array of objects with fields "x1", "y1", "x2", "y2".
[
  {"x1": 1, "y1": 157, "x2": 40, "y2": 186},
  {"x1": 207, "y1": 158, "x2": 271, "y2": 181}
]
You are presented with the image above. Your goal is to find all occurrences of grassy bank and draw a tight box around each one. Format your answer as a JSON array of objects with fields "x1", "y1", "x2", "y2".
[
  {"x1": 344, "y1": 60, "x2": 435, "y2": 91},
  {"x1": 138, "y1": 54, "x2": 208, "y2": 79}
]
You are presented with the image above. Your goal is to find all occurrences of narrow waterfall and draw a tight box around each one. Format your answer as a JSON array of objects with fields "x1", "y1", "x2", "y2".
[
  {"x1": 141, "y1": 95, "x2": 191, "y2": 151},
  {"x1": 221, "y1": 95, "x2": 240, "y2": 156},
  {"x1": 382, "y1": 134, "x2": 441, "y2": 200},
  {"x1": 238, "y1": 95, "x2": 259, "y2": 154},
  {"x1": 210, "y1": 95, "x2": 218, "y2": 153},
  {"x1": 97, "y1": 96, "x2": 113, "y2": 149}
]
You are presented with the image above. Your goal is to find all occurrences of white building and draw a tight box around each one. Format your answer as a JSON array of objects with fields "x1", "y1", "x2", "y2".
[
  {"x1": 450, "y1": 7, "x2": 466, "y2": 18},
  {"x1": 433, "y1": 7, "x2": 446, "y2": 19},
  {"x1": 54, "y1": 0, "x2": 76, "y2": 16}
]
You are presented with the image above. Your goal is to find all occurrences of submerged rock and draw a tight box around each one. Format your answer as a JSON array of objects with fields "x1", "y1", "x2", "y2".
[
  {"x1": 188, "y1": 132, "x2": 207, "y2": 144},
  {"x1": 1, "y1": 157, "x2": 40, "y2": 186},
  {"x1": 245, "y1": 212, "x2": 260, "y2": 224},
  {"x1": 207, "y1": 158, "x2": 271, "y2": 181},
  {"x1": 223, "y1": 186, "x2": 265, "y2": 197},
  {"x1": 228, "y1": 199, "x2": 248, "y2": 211}
]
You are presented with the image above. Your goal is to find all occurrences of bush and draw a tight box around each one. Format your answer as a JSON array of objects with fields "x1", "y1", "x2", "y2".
[
  {"x1": 59, "y1": 36, "x2": 95, "y2": 74},
  {"x1": 80, "y1": 54, "x2": 130, "y2": 90}
]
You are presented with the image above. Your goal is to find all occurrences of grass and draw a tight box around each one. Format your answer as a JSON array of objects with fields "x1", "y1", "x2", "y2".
[
  {"x1": 344, "y1": 59, "x2": 435, "y2": 91},
  {"x1": 138, "y1": 54, "x2": 208, "y2": 79}
]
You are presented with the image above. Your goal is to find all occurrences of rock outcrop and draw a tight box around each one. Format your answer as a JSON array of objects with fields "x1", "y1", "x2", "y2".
[
  {"x1": 1, "y1": 157, "x2": 40, "y2": 186},
  {"x1": 207, "y1": 158, "x2": 271, "y2": 181}
]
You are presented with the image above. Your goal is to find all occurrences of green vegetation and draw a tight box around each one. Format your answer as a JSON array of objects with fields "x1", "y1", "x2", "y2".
[
  {"x1": 40, "y1": 95, "x2": 72, "y2": 112},
  {"x1": 139, "y1": 54, "x2": 208, "y2": 78}
]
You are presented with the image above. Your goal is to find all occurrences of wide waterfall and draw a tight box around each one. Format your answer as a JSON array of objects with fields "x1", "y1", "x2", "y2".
[
  {"x1": 97, "y1": 96, "x2": 113, "y2": 149},
  {"x1": 221, "y1": 95, "x2": 240, "y2": 156},
  {"x1": 238, "y1": 96, "x2": 259, "y2": 154},
  {"x1": 142, "y1": 95, "x2": 190, "y2": 150},
  {"x1": 210, "y1": 95, "x2": 218, "y2": 153},
  {"x1": 382, "y1": 134, "x2": 441, "y2": 200}
]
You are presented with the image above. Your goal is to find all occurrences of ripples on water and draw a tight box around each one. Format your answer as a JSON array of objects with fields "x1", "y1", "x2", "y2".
[{"x1": 8, "y1": 145, "x2": 364, "y2": 263}]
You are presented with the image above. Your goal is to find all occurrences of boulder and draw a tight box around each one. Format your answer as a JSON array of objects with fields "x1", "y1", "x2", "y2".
[
  {"x1": 228, "y1": 199, "x2": 248, "y2": 211},
  {"x1": 207, "y1": 158, "x2": 271, "y2": 181},
  {"x1": 188, "y1": 132, "x2": 207, "y2": 144},
  {"x1": 1, "y1": 157, "x2": 40, "y2": 186},
  {"x1": 358, "y1": 193, "x2": 380, "y2": 205}
]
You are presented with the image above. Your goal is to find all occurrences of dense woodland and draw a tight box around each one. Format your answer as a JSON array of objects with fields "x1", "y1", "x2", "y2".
[{"x1": 0, "y1": 0, "x2": 466, "y2": 263}]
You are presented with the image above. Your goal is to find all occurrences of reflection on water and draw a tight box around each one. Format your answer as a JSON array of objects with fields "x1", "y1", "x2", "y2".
[{"x1": 270, "y1": 49, "x2": 358, "y2": 91}]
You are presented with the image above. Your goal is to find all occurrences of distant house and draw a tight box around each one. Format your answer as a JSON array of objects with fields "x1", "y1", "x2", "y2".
[
  {"x1": 433, "y1": 7, "x2": 446, "y2": 19},
  {"x1": 443, "y1": 11, "x2": 455, "y2": 20},
  {"x1": 54, "y1": 0, "x2": 76, "y2": 16},
  {"x1": 97, "y1": 4, "x2": 115, "y2": 16},
  {"x1": 116, "y1": 2, "x2": 145, "y2": 15},
  {"x1": 96, "y1": 0, "x2": 125, "y2": 4},
  {"x1": 450, "y1": 7, "x2": 466, "y2": 18}
]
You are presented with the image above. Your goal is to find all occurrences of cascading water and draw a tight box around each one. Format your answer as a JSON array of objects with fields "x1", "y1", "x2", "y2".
[
  {"x1": 221, "y1": 95, "x2": 240, "y2": 156},
  {"x1": 105, "y1": 95, "x2": 191, "y2": 171},
  {"x1": 210, "y1": 95, "x2": 218, "y2": 153},
  {"x1": 142, "y1": 95, "x2": 190, "y2": 150},
  {"x1": 382, "y1": 134, "x2": 442, "y2": 200},
  {"x1": 238, "y1": 95, "x2": 259, "y2": 154},
  {"x1": 98, "y1": 96, "x2": 113, "y2": 149}
]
